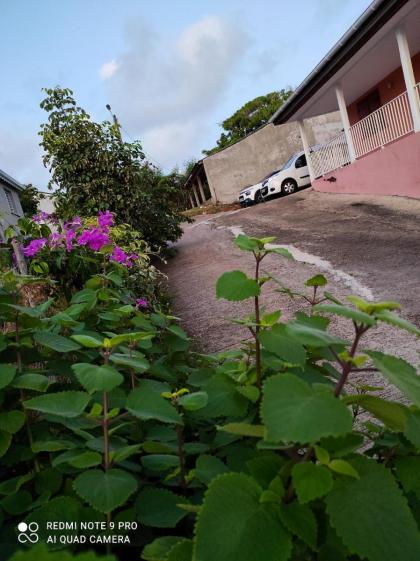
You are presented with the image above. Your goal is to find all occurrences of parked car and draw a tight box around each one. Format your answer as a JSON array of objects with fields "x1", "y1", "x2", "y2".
[
  {"x1": 261, "y1": 151, "x2": 310, "y2": 199},
  {"x1": 238, "y1": 169, "x2": 281, "y2": 206}
]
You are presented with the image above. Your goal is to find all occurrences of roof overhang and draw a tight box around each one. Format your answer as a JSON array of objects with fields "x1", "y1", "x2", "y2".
[
  {"x1": 0, "y1": 169, "x2": 23, "y2": 191},
  {"x1": 184, "y1": 160, "x2": 204, "y2": 189},
  {"x1": 271, "y1": 0, "x2": 420, "y2": 124}
]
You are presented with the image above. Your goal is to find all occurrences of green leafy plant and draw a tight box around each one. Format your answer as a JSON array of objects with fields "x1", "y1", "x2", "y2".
[{"x1": 1, "y1": 231, "x2": 420, "y2": 561}]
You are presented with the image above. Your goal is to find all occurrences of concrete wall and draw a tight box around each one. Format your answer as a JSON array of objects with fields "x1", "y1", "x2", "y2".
[
  {"x1": 313, "y1": 131, "x2": 420, "y2": 199},
  {"x1": 203, "y1": 112, "x2": 342, "y2": 203}
]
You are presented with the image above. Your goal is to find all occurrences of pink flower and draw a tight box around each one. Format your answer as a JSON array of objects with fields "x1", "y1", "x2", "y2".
[
  {"x1": 135, "y1": 298, "x2": 148, "y2": 309},
  {"x1": 22, "y1": 238, "x2": 47, "y2": 257},
  {"x1": 77, "y1": 228, "x2": 110, "y2": 251},
  {"x1": 64, "y1": 216, "x2": 82, "y2": 231},
  {"x1": 32, "y1": 211, "x2": 49, "y2": 223},
  {"x1": 49, "y1": 233, "x2": 63, "y2": 248},
  {"x1": 65, "y1": 229, "x2": 76, "y2": 251},
  {"x1": 110, "y1": 246, "x2": 128, "y2": 264},
  {"x1": 98, "y1": 210, "x2": 114, "y2": 231}
]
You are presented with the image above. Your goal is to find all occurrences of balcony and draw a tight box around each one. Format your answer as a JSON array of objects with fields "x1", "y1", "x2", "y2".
[{"x1": 310, "y1": 84, "x2": 420, "y2": 179}]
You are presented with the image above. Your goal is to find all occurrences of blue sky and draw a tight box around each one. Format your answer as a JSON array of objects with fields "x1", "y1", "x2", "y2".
[{"x1": 0, "y1": 0, "x2": 372, "y2": 188}]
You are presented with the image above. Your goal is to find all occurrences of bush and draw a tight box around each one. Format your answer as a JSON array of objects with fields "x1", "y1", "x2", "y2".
[{"x1": 0, "y1": 233, "x2": 419, "y2": 561}]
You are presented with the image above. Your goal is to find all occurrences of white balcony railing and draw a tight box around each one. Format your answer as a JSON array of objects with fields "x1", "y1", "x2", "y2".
[
  {"x1": 310, "y1": 131, "x2": 351, "y2": 179},
  {"x1": 350, "y1": 91, "x2": 413, "y2": 158},
  {"x1": 311, "y1": 88, "x2": 417, "y2": 178}
]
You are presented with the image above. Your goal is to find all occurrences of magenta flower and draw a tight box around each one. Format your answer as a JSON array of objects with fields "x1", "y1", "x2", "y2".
[
  {"x1": 64, "y1": 216, "x2": 82, "y2": 231},
  {"x1": 98, "y1": 210, "x2": 114, "y2": 230},
  {"x1": 78, "y1": 228, "x2": 110, "y2": 251},
  {"x1": 110, "y1": 246, "x2": 128, "y2": 264},
  {"x1": 65, "y1": 229, "x2": 76, "y2": 251},
  {"x1": 49, "y1": 233, "x2": 63, "y2": 248},
  {"x1": 135, "y1": 298, "x2": 148, "y2": 309},
  {"x1": 22, "y1": 238, "x2": 47, "y2": 257},
  {"x1": 32, "y1": 211, "x2": 49, "y2": 223}
]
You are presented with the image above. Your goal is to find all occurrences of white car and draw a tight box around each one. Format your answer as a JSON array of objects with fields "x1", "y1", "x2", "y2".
[
  {"x1": 238, "y1": 169, "x2": 282, "y2": 206},
  {"x1": 260, "y1": 151, "x2": 311, "y2": 199}
]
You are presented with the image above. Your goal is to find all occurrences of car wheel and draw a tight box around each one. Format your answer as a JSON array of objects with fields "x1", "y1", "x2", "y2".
[
  {"x1": 255, "y1": 190, "x2": 264, "y2": 204},
  {"x1": 281, "y1": 179, "x2": 297, "y2": 195}
]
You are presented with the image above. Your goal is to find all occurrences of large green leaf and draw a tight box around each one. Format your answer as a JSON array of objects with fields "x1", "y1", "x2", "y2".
[
  {"x1": 12, "y1": 373, "x2": 50, "y2": 392},
  {"x1": 314, "y1": 304, "x2": 376, "y2": 326},
  {"x1": 278, "y1": 502, "x2": 317, "y2": 550},
  {"x1": 405, "y1": 410, "x2": 420, "y2": 448},
  {"x1": 195, "y1": 455, "x2": 229, "y2": 485},
  {"x1": 194, "y1": 473, "x2": 292, "y2": 561},
  {"x1": 136, "y1": 488, "x2": 188, "y2": 528},
  {"x1": 168, "y1": 540, "x2": 193, "y2": 561},
  {"x1": 73, "y1": 469, "x2": 137, "y2": 513},
  {"x1": 0, "y1": 430, "x2": 12, "y2": 458},
  {"x1": 0, "y1": 364, "x2": 16, "y2": 389},
  {"x1": 142, "y1": 537, "x2": 184, "y2": 561},
  {"x1": 285, "y1": 321, "x2": 348, "y2": 348},
  {"x1": 126, "y1": 380, "x2": 182, "y2": 424},
  {"x1": 109, "y1": 353, "x2": 149, "y2": 372},
  {"x1": 234, "y1": 234, "x2": 261, "y2": 251},
  {"x1": 292, "y1": 462, "x2": 333, "y2": 503},
  {"x1": 178, "y1": 391, "x2": 208, "y2": 411},
  {"x1": 367, "y1": 351, "x2": 420, "y2": 407},
  {"x1": 0, "y1": 410, "x2": 25, "y2": 434},
  {"x1": 24, "y1": 391, "x2": 90, "y2": 418},
  {"x1": 261, "y1": 374, "x2": 352, "y2": 443},
  {"x1": 374, "y1": 309, "x2": 420, "y2": 336},
  {"x1": 34, "y1": 331, "x2": 81, "y2": 352},
  {"x1": 72, "y1": 363, "x2": 124, "y2": 394},
  {"x1": 195, "y1": 374, "x2": 248, "y2": 419},
  {"x1": 344, "y1": 394, "x2": 408, "y2": 432},
  {"x1": 326, "y1": 457, "x2": 420, "y2": 561},
  {"x1": 259, "y1": 327, "x2": 306, "y2": 365},
  {"x1": 216, "y1": 271, "x2": 260, "y2": 301},
  {"x1": 395, "y1": 457, "x2": 420, "y2": 499},
  {"x1": 71, "y1": 334, "x2": 103, "y2": 348}
]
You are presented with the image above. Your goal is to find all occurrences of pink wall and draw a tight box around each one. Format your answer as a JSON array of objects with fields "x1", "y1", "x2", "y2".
[
  {"x1": 313, "y1": 132, "x2": 420, "y2": 199},
  {"x1": 347, "y1": 51, "x2": 420, "y2": 126}
]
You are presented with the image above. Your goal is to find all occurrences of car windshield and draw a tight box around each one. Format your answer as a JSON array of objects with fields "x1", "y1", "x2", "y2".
[{"x1": 281, "y1": 154, "x2": 298, "y2": 170}]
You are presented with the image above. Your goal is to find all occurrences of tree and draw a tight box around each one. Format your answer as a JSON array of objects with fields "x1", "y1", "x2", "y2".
[
  {"x1": 19, "y1": 183, "x2": 44, "y2": 216},
  {"x1": 203, "y1": 89, "x2": 293, "y2": 156},
  {"x1": 39, "y1": 87, "x2": 185, "y2": 250}
]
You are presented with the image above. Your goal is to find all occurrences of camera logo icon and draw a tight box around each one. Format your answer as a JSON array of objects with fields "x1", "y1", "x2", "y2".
[{"x1": 17, "y1": 522, "x2": 39, "y2": 544}]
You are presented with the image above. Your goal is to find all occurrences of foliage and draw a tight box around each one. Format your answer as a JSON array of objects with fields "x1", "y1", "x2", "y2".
[
  {"x1": 0, "y1": 230, "x2": 420, "y2": 561},
  {"x1": 19, "y1": 185, "x2": 44, "y2": 217},
  {"x1": 39, "y1": 87, "x2": 186, "y2": 251},
  {"x1": 4, "y1": 210, "x2": 162, "y2": 308},
  {"x1": 203, "y1": 89, "x2": 293, "y2": 155}
]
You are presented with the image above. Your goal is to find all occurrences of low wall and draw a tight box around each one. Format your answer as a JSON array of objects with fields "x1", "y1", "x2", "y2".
[
  {"x1": 313, "y1": 132, "x2": 420, "y2": 199},
  {"x1": 204, "y1": 112, "x2": 342, "y2": 204}
]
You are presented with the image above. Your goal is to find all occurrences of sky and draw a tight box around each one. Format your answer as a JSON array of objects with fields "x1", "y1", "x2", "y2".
[{"x1": 0, "y1": 0, "x2": 372, "y2": 189}]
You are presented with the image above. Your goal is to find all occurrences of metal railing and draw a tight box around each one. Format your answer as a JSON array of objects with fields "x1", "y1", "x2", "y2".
[
  {"x1": 310, "y1": 131, "x2": 351, "y2": 178},
  {"x1": 350, "y1": 91, "x2": 413, "y2": 158}
]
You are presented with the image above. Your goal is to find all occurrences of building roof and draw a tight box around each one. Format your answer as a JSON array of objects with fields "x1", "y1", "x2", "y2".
[
  {"x1": 0, "y1": 168, "x2": 24, "y2": 191},
  {"x1": 184, "y1": 160, "x2": 204, "y2": 189},
  {"x1": 270, "y1": 0, "x2": 415, "y2": 125}
]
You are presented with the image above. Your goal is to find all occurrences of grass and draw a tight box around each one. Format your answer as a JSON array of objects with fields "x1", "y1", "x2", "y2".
[{"x1": 182, "y1": 202, "x2": 241, "y2": 218}]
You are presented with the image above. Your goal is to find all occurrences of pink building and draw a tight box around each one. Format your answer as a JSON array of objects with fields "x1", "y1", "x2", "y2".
[{"x1": 271, "y1": 0, "x2": 420, "y2": 199}]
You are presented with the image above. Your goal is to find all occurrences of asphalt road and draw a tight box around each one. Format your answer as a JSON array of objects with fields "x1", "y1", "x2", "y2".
[{"x1": 162, "y1": 189, "x2": 420, "y2": 396}]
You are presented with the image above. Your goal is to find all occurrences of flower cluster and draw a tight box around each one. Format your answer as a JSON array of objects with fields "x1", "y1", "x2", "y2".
[{"x1": 22, "y1": 210, "x2": 138, "y2": 268}]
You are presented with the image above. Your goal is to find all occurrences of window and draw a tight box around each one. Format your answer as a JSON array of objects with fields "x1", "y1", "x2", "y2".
[
  {"x1": 356, "y1": 89, "x2": 381, "y2": 120},
  {"x1": 4, "y1": 188, "x2": 18, "y2": 215},
  {"x1": 295, "y1": 155, "x2": 307, "y2": 168}
]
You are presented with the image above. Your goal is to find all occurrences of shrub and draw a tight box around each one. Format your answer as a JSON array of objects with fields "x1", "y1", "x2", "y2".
[{"x1": 0, "y1": 233, "x2": 419, "y2": 561}]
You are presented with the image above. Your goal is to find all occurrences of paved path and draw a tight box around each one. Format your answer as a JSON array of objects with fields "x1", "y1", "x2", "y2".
[{"x1": 161, "y1": 190, "x2": 420, "y2": 393}]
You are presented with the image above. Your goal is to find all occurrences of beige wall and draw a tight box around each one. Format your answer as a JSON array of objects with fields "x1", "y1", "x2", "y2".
[{"x1": 203, "y1": 112, "x2": 342, "y2": 203}]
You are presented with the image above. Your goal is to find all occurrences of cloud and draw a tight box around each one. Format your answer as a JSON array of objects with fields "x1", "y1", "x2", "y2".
[
  {"x1": 99, "y1": 59, "x2": 119, "y2": 80},
  {"x1": 102, "y1": 15, "x2": 248, "y2": 169}
]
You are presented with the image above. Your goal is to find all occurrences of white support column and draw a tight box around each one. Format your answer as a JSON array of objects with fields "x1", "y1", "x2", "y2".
[
  {"x1": 197, "y1": 175, "x2": 206, "y2": 202},
  {"x1": 396, "y1": 27, "x2": 420, "y2": 132},
  {"x1": 298, "y1": 120, "x2": 315, "y2": 182},
  {"x1": 188, "y1": 193, "x2": 195, "y2": 208},
  {"x1": 193, "y1": 186, "x2": 201, "y2": 207},
  {"x1": 335, "y1": 86, "x2": 356, "y2": 162}
]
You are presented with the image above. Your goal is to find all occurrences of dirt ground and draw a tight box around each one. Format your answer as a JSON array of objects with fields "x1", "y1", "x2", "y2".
[{"x1": 161, "y1": 188, "x2": 420, "y2": 398}]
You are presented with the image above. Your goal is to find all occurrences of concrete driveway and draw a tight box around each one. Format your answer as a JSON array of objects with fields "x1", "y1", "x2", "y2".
[{"x1": 162, "y1": 189, "x2": 420, "y2": 396}]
